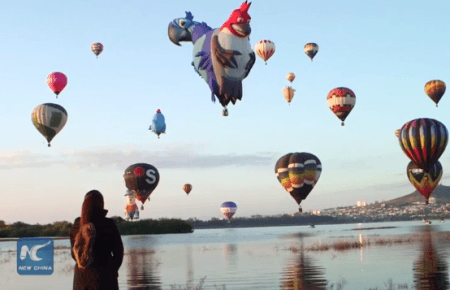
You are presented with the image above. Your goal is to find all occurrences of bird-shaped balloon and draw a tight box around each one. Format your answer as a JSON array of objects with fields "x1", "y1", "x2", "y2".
[
  {"x1": 149, "y1": 109, "x2": 166, "y2": 138},
  {"x1": 168, "y1": 2, "x2": 256, "y2": 114}
]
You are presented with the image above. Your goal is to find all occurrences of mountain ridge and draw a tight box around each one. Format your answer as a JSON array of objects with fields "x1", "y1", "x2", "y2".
[{"x1": 382, "y1": 184, "x2": 450, "y2": 205}]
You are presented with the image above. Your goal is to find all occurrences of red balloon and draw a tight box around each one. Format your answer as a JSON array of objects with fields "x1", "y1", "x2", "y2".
[{"x1": 47, "y1": 72, "x2": 67, "y2": 98}]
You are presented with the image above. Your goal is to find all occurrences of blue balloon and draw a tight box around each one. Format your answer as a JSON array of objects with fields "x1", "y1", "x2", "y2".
[{"x1": 149, "y1": 109, "x2": 166, "y2": 138}]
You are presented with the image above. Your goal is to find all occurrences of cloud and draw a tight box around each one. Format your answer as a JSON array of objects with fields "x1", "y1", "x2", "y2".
[
  {"x1": 0, "y1": 147, "x2": 276, "y2": 170},
  {"x1": 0, "y1": 150, "x2": 64, "y2": 169}
]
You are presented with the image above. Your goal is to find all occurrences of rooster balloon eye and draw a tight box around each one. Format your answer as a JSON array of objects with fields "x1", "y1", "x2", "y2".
[{"x1": 237, "y1": 17, "x2": 244, "y2": 23}]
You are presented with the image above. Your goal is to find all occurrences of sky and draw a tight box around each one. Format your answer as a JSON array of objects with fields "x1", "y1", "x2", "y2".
[{"x1": 1, "y1": 0, "x2": 450, "y2": 224}]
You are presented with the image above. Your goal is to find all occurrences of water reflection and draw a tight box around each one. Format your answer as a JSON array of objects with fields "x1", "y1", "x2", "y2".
[
  {"x1": 281, "y1": 249, "x2": 328, "y2": 290},
  {"x1": 413, "y1": 227, "x2": 449, "y2": 290},
  {"x1": 281, "y1": 234, "x2": 328, "y2": 290},
  {"x1": 126, "y1": 248, "x2": 162, "y2": 289},
  {"x1": 185, "y1": 245, "x2": 194, "y2": 289}
]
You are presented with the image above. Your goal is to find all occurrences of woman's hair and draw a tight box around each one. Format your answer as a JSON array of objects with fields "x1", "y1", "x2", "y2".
[{"x1": 80, "y1": 190, "x2": 105, "y2": 226}]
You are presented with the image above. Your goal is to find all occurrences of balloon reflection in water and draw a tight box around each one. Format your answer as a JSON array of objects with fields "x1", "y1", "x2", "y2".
[
  {"x1": 281, "y1": 248, "x2": 328, "y2": 289},
  {"x1": 126, "y1": 248, "x2": 162, "y2": 289},
  {"x1": 223, "y1": 244, "x2": 238, "y2": 269},
  {"x1": 413, "y1": 228, "x2": 449, "y2": 290},
  {"x1": 185, "y1": 245, "x2": 194, "y2": 289}
]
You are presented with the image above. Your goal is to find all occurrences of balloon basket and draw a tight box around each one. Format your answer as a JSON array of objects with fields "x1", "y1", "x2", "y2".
[
  {"x1": 48, "y1": 143, "x2": 51, "y2": 147},
  {"x1": 141, "y1": 205, "x2": 144, "y2": 210},
  {"x1": 341, "y1": 122, "x2": 344, "y2": 126}
]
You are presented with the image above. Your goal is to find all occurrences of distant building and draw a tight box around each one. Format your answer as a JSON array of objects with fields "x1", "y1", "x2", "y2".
[
  {"x1": 311, "y1": 210, "x2": 321, "y2": 215},
  {"x1": 357, "y1": 200, "x2": 367, "y2": 207},
  {"x1": 429, "y1": 197, "x2": 436, "y2": 204}
]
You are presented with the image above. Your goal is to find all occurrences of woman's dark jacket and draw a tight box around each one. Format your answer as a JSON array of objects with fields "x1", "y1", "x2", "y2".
[{"x1": 70, "y1": 209, "x2": 124, "y2": 290}]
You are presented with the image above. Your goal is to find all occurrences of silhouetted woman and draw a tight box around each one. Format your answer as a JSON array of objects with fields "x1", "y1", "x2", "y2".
[{"x1": 70, "y1": 190, "x2": 124, "y2": 290}]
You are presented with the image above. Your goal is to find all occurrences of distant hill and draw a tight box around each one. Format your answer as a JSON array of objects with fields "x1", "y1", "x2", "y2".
[{"x1": 382, "y1": 184, "x2": 450, "y2": 206}]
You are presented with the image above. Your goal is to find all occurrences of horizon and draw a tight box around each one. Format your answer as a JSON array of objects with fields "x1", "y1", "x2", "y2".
[{"x1": 2, "y1": 0, "x2": 450, "y2": 224}]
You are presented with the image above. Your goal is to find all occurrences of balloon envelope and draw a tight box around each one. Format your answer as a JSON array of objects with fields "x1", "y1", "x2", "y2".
[
  {"x1": 91, "y1": 42, "x2": 104, "y2": 57},
  {"x1": 286, "y1": 73, "x2": 295, "y2": 83},
  {"x1": 275, "y1": 152, "x2": 322, "y2": 207},
  {"x1": 183, "y1": 184, "x2": 192, "y2": 195},
  {"x1": 424, "y1": 80, "x2": 446, "y2": 107},
  {"x1": 282, "y1": 86, "x2": 295, "y2": 104},
  {"x1": 150, "y1": 110, "x2": 166, "y2": 137},
  {"x1": 254, "y1": 40, "x2": 275, "y2": 64},
  {"x1": 47, "y1": 72, "x2": 67, "y2": 96},
  {"x1": 220, "y1": 201, "x2": 237, "y2": 220},
  {"x1": 407, "y1": 161, "x2": 442, "y2": 201},
  {"x1": 304, "y1": 43, "x2": 319, "y2": 61},
  {"x1": 399, "y1": 118, "x2": 448, "y2": 172},
  {"x1": 124, "y1": 163, "x2": 160, "y2": 204},
  {"x1": 395, "y1": 129, "x2": 401, "y2": 138},
  {"x1": 327, "y1": 87, "x2": 356, "y2": 126},
  {"x1": 31, "y1": 103, "x2": 68, "y2": 147}
]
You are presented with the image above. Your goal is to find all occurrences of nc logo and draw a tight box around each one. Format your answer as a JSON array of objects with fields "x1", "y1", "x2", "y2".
[
  {"x1": 19, "y1": 240, "x2": 51, "y2": 261},
  {"x1": 17, "y1": 238, "x2": 54, "y2": 275}
]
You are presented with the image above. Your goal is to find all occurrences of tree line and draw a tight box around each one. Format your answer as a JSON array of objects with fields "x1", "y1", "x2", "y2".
[{"x1": 0, "y1": 217, "x2": 193, "y2": 239}]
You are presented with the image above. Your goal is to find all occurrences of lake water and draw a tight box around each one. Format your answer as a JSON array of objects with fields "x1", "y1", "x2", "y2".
[{"x1": 1, "y1": 220, "x2": 450, "y2": 289}]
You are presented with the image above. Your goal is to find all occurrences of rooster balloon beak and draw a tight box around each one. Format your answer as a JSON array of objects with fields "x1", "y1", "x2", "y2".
[{"x1": 232, "y1": 23, "x2": 251, "y2": 37}]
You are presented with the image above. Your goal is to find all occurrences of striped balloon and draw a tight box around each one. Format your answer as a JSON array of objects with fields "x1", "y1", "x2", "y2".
[
  {"x1": 254, "y1": 40, "x2": 275, "y2": 65},
  {"x1": 183, "y1": 184, "x2": 192, "y2": 195},
  {"x1": 220, "y1": 201, "x2": 237, "y2": 220},
  {"x1": 407, "y1": 161, "x2": 442, "y2": 202},
  {"x1": 31, "y1": 103, "x2": 68, "y2": 147},
  {"x1": 304, "y1": 43, "x2": 319, "y2": 61},
  {"x1": 275, "y1": 153, "x2": 322, "y2": 209},
  {"x1": 424, "y1": 80, "x2": 446, "y2": 107},
  {"x1": 282, "y1": 86, "x2": 295, "y2": 105},
  {"x1": 327, "y1": 87, "x2": 356, "y2": 126},
  {"x1": 399, "y1": 118, "x2": 448, "y2": 173},
  {"x1": 91, "y1": 42, "x2": 104, "y2": 58}
]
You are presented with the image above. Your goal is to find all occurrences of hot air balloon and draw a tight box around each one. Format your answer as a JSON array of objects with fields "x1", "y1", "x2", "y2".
[
  {"x1": 255, "y1": 40, "x2": 275, "y2": 65},
  {"x1": 91, "y1": 42, "x2": 104, "y2": 58},
  {"x1": 31, "y1": 103, "x2": 68, "y2": 147},
  {"x1": 124, "y1": 163, "x2": 160, "y2": 210},
  {"x1": 424, "y1": 80, "x2": 446, "y2": 107},
  {"x1": 407, "y1": 161, "x2": 442, "y2": 204},
  {"x1": 286, "y1": 73, "x2": 295, "y2": 83},
  {"x1": 395, "y1": 129, "x2": 401, "y2": 138},
  {"x1": 275, "y1": 152, "x2": 322, "y2": 212},
  {"x1": 149, "y1": 109, "x2": 166, "y2": 138},
  {"x1": 220, "y1": 201, "x2": 237, "y2": 221},
  {"x1": 183, "y1": 184, "x2": 192, "y2": 195},
  {"x1": 47, "y1": 72, "x2": 67, "y2": 98},
  {"x1": 327, "y1": 87, "x2": 356, "y2": 126},
  {"x1": 398, "y1": 118, "x2": 448, "y2": 173},
  {"x1": 282, "y1": 86, "x2": 295, "y2": 105},
  {"x1": 304, "y1": 43, "x2": 319, "y2": 61}
]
